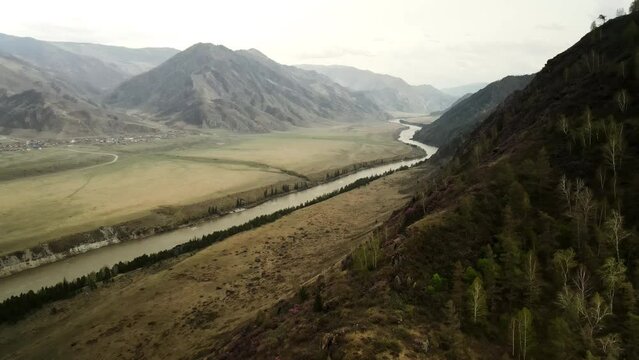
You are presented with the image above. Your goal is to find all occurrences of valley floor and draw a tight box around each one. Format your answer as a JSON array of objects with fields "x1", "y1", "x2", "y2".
[
  {"x1": 0, "y1": 122, "x2": 419, "y2": 256},
  {"x1": 0, "y1": 166, "x2": 428, "y2": 360}
]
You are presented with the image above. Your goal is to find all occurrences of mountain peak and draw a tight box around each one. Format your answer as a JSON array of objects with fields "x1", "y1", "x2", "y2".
[
  {"x1": 182, "y1": 43, "x2": 233, "y2": 57},
  {"x1": 107, "y1": 43, "x2": 384, "y2": 132}
]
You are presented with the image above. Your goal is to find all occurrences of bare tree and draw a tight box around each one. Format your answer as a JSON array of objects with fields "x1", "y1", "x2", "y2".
[
  {"x1": 574, "y1": 180, "x2": 595, "y2": 250},
  {"x1": 558, "y1": 174, "x2": 573, "y2": 215},
  {"x1": 619, "y1": 61, "x2": 627, "y2": 79},
  {"x1": 553, "y1": 248, "x2": 577, "y2": 288},
  {"x1": 559, "y1": 114, "x2": 569, "y2": 135},
  {"x1": 524, "y1": 251, "x2": 540, "y2": 303},
  {"x1": 603, "y1": 118, "x2": 624, "y2": 201},
  {"x1": 574, "y1": 265, "x2": 591, "y2": 307},
  {"x1": 616, "y1": 90, "x2": 629, "y2": 113},
  {"x1": 584, "y1": 108, "x2": 593, "y2": 146},
  {"x1": 583, "y1": 293, "x2": 612, "y2": 345},
  {"x1": 596, "y1": 167, "x2": 607, "y2": 192},
  {"x1": 605, "y1": 210, "x2": 630, "y2": 262},
  {"x1": 583, "y1": 50, "x2": 602, "y2": 73}
]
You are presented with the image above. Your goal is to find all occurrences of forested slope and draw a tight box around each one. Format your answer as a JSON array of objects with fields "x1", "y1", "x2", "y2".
[{"x1": 214, "y1": 13, "x2": 639, "y2": 359}]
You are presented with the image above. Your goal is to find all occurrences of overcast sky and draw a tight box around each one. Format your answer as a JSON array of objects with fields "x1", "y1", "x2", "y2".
[{"x1": 0, "y1": 0, "x2": 630, "y2": 88}]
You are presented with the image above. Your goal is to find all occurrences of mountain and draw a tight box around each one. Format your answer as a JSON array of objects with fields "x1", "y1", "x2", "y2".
[
  {"x1": 51, "y1": 42, "x2": 179, "y2": 77},
  {"x1": 296, "y1": 64, "x2": 456, "y2": 114},
  {"x1": 0, "y1": 33, "x2": 129, "y2": 97},
  {"x1": 414, "y1": 74, "x2": 534, "y2": 147},
  {"x1": 3, "y1": 11, "x2": 639, "y2": 360},
  {"x1": 0, "y1": 54, "x2": 154, "y2": 135},
  {"x1": 107, "y1": 45, "x2": 385, "y2": 132},
  {"x1": 441, "y1": 82, "x2": 488, "y2": 97},
  {"x1": 447, "y1": 92, "x2": 472, "y2": 109},
  {"x1": 214, "y1": 12, "x2": 639, "y2": 359}
]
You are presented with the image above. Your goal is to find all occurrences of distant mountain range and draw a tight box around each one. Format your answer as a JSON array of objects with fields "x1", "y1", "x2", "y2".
[
  {"x1": 0, "y1": 32, "x2": 487, "y2": 137},
  {"x1": 51, "y1": 42, "x2": 179, "y2": 78},
  {"x1": 0, "y1": 33, "x2": 179, "y2": 135},
  {"x1": 414, "y1": 74, "x2": 534, "y2": 147},
  {"x1": 0, "y1": 53, "x2": 154, "y2": 135},
  {"x1": 297, "y1": 64, "x2": 456, "y2": 114}
]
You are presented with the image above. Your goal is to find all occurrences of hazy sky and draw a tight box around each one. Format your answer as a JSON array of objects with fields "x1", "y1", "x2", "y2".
[{"x1": 0, "y1": 0, "x2": 630, "y2": 88}]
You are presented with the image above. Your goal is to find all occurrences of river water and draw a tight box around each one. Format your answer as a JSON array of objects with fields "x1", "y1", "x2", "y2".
[{"x1": 0, "y1": 120, "x2": 436, "y2": 300}]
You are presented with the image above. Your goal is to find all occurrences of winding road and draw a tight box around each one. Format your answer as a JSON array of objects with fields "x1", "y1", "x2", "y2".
[{"x1": 64, "y1": 147, "x2": 119, "y2": 170}]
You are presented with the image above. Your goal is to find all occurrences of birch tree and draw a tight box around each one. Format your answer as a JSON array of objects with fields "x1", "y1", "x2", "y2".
[
  {"x1": 574, "y1": 181, "x2": 595, "y2": 250},
  {"x1": 583, "y1": 293, "x2": 611, "y2": 346},
  {"x1": 559, "y1": 114, "x2": 569, "y2": 135},
  {"x1": 558, "y1": 174, "x2": 572, "y2": 215},
  {"x1": 467, "y1": 277, "x2": 487, "y2": 324},
  {"x1": 603, "y1": 118, "x2": 624, "y2": 200},
  {"x1": 574, "y1": 265, "x2": 591, "y2": 309},
  {"x1": 524, "y1": 251, "x2": 540, "y2": 303},
  {"x1": 599, "y1": 257, "x2": 626, "y2": 311},
  {"x1": 597, "y1": 333, "x2": 622, "y2": 359},
  {"x1": 596, "y1": 166, "x2": 607, "y2": 192},
  {"x1": 511, "y1": 308, "x2": 534, "y2": 360},
  {"x1": 616, "y1": 90, "x2": 629, "y2": 113},
  {"x1": 553, "y1": 248, "x2": 577, "y2": 288},
  {"x1": 584, "y1": 108, "x2": 593, "y2": 146},
  {"x1": 605, "y1": 210, "x2": 630, "y2": 262}
]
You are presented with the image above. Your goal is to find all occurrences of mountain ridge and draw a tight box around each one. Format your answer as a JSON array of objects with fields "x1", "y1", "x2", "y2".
[
  {"x1": 296, "y1": 64, "x2": 456, "y2": 114},
  {"x1": 107, "y1": 43, "x2": 386, "y2": 132},
  {"x1": 415, "y1": 74, "x2": 534, "y2": 148}
]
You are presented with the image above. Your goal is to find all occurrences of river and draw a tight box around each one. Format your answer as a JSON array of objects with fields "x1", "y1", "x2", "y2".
[{"x1": 0, "y1": 120, "x2": 436, "y2": 300}]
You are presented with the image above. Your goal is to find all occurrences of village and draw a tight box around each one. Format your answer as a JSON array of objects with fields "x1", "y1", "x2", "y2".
[{"x1": 0, "y1": 131, "x2": 183, "y2": 152}]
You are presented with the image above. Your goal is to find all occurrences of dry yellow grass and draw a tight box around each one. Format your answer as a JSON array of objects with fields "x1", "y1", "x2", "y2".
[{"x1": 0, "y1": 122, "x2": 415, "y2": 255}]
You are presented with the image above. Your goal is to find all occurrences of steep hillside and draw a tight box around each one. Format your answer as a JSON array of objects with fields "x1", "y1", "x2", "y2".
[
  {"x1": 441, "y1": 82, "x2": 488, "y2": 97},
  {"x1": 107, "y1": 45, "x2": 385, "y2": 132},
  {"x1": 414, "y1": 74, "x2": 534, "y2": 147},
  {"x1": 213, "y1": 13, "x2": 639, "y2": 359},
  {"x1": 0, "y1": 33, "x2": 128, "y2": 96},
  {"x1": 297, "y1": 64, "x2": 456, "y2": 113},
  {"x1": 52, "y1": 42, "x2": 179, "y2": 76},
  {"x1": 0, "y1": 54, "x2": 155, "y2": 135}
]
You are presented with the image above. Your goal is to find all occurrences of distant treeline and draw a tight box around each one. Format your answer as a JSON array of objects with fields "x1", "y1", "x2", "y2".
[{"x1": 0, "y1": 164, "x2": 415, "y2": 323}]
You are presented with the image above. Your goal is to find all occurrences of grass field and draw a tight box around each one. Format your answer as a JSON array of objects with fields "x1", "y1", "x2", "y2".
[{"x1": 0, "y1": 122, "x2": 417, "y2": 255}]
